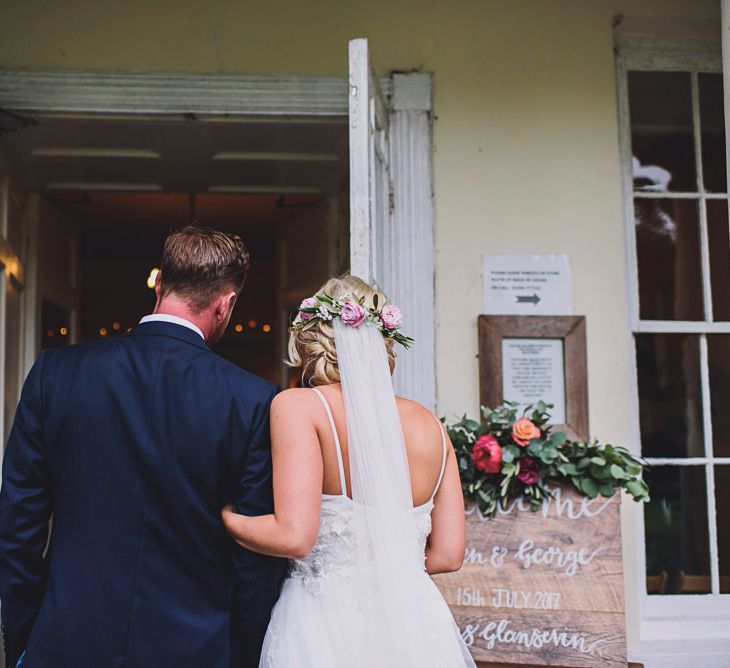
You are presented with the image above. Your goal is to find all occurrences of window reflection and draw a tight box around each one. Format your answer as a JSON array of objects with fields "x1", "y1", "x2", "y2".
[
  {"x1": 707, "y1": 201, "x2": 730, "y2": 321},
  {"x1": 699, "y1": 73, "x2": 727, "y2": 193},
  {"x1": 635, "y1": 199, "x2": 703, "y2": 321},
  {"x1": 629, "y1": 72, "x2": 696, "y2": 192},
  {"x1": 708, "y1": 335, "x2": 730, "y2": 457},
  {"x1": 715, "y1": 466, "x2": 730, "y2": 593},
  {"x1": 645, "y1": 465, "x2": 710, "y2": 595},
  {"x1": 636, "y1": 333, "x2": 703, "y2": 458}
]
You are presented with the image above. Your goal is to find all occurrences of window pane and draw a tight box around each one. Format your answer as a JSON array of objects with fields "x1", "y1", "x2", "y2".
[
  {"x1": 708, "y1": 335, "x2": 730, "y2": 457},
  {"x1": 699, "y1": 73, "x2": 727, "y2": 193},
  {"x1": 629, "y1": 71, "x2": 696, "y2": 193},
  {"x1": 636, "y1": 333, "x2": 704, "y2": 458},
  {"x1": 707, "y1": 201, "x2": 730, "y2": 321},
  {"x1": 635, "y1": 198, "x2": 703, "y2": 321},
  {"x1": 645, "y1": 465, "x2": 710, "y2": 594},
  {"x1": 716, "y1": 466, "x2": 730, "y2": 593}
]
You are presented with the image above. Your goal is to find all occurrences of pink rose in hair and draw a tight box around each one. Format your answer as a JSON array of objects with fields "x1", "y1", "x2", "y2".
[
  {"x1": 340, "y1": 301, "x2": 366, "y2": 327},
  {"x1": 298, "y1": 297, "x2": 318, "y2": 321},
  {"x1": 380, "y1": 304, "x2": 402, "y2": 330}
]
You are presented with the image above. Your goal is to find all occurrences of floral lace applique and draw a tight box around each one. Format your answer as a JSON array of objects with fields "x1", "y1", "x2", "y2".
[
  {"x1": 288, "y1": 497, "x2": 435, "y2": 596},
  {"x1": 288, "y1": 500, "x2": 357, "y2": 596}
]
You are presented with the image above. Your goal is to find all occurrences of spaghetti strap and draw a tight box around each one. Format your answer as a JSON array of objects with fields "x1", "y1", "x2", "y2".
[
  {"x1": 430, "y1": 416, "x2": 448, "y2": 502},
  {"x1": 312, "y1": 388, "x2": 348, "y2": 496}
]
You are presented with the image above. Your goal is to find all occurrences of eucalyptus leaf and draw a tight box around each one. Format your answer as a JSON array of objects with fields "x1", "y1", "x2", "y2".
[
  {"x1": 599, "y1": 483, "x2": 616, "y2": 497},
  {"x1": 502, "y1": 444, "x2": 520, "y2": 463},
  {"x1": 550, "y1": 432, "x2": 567, "y2": 447},
  {"x1": 609, "y1": 464, "x2": 626, "y2": 480},
  {"x1": 582, "y1": 477, "x2": 599, "y2": 499}
]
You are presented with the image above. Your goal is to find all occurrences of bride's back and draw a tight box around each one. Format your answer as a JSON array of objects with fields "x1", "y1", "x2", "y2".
[{"x1": 302, "y1": 383, "x2": 445, "y2": 507}]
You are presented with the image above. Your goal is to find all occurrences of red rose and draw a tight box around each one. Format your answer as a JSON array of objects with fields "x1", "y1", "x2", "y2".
[
  {"x1": 471, "y1": 435, "x2": 503, "y2": 474},
  {"x1": 517, "y1": 456, "x2": 540, "y2": 485}
]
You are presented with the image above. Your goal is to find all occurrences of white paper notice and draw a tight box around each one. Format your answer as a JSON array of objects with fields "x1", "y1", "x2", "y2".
[
  {"x1": 483, "y1": 254, "x2": 572, "y2": 315},
  {"x1": 501, "y1": 338, "x2": 566, "y2": 424}
]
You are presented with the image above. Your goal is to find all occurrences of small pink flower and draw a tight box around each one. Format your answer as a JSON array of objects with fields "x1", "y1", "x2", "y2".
[
  {"x1": 298, "y1": 297, "x2": 318, "y2": 321},
  {"x1": 340, "y1": 301, "x2": 366, "y2": 327},
  {"x1": 380, "y1": 304, "x2": 402, "y2": 330},
  {"x1": 517, "y1": 456, "x2": 540, "y2": 485}
]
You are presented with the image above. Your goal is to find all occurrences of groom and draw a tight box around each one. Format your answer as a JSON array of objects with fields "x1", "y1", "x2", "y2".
[{"x1": 0, "y1": 226, "x2": 286, "y2": 667}]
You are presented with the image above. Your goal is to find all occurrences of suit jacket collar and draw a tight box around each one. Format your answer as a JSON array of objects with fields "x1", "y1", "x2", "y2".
[{"x1": 129, "y1": 320, "x2": 209, "y2": 350}]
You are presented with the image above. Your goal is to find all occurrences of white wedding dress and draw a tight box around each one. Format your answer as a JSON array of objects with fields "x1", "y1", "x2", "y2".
[{"x1": 258, "y1": 388, "x2": 475, "y2": 667}]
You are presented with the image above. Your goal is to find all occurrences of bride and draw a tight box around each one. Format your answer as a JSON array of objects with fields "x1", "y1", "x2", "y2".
[{"x1": 222, "y1": 275, "x2": 475, "y2": 667}]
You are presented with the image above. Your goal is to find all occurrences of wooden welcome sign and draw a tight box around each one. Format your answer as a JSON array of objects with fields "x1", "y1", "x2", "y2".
[{"x1": 433, "y1": 485, "x2": 626, "y2": 667}]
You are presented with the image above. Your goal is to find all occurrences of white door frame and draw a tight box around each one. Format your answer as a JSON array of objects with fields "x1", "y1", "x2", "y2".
[{"x1": 0, "y1": 67, "x2": 436, "y2": 408}]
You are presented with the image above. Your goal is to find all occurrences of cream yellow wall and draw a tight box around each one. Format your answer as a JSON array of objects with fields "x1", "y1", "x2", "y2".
[
  {"x1": 0, "y1": 0, "x2": 722, "y2": 655},
  {"x1": 0, "y1": 0, "x2": 717, "y2": 422},
  {"x1": 0, "y1": 0, "x2": 717, "y2": 421}
]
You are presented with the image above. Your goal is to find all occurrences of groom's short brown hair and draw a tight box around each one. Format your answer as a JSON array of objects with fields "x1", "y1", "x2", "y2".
[{"x1": 159, "y1": 226, "x2": 249, "y2": 312}]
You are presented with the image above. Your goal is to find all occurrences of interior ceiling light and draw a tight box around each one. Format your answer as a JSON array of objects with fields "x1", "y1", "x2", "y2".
[
  {"x1": 46, "y1": 182, "x2": 163, "y2": 192},
  {"x1": 32, "y1": 148, "x2": 161, "y2": 159},
  {"x1": 208, "y1": 185, "x2": 320, "y2": 195},
  {"x1": 147, "y1": 268, "x2": 160, "y2": 289},
  {"x1": 212, "y1": 151, "x2": 338, "y2": 162}
]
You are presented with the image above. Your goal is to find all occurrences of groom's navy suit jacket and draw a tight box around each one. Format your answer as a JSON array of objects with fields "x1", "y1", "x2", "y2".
[{"x1": 0, "y1": 321, "x2": 286, "y2": 668}]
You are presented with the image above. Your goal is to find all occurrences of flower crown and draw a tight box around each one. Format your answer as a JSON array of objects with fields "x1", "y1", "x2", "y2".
[{"x1": 291, "y1": 292, "x2": 414, "y2": 349}]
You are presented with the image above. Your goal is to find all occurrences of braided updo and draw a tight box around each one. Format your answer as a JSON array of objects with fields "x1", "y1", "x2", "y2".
[{"x1": 286, "y1": 275, "x2": 396, "y2": 387}]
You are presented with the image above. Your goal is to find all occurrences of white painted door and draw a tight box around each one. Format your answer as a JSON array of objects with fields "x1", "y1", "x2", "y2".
[
  {"x1": 348, "y1": 43, "x2": 438, "y2": 409},
  {"x1": 348, "y1": 38, "x2": 393, "y2": 290}
]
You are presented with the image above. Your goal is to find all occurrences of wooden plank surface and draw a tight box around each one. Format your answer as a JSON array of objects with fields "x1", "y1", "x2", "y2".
[{"x1": 434, "y1": 485, "x2": 626, "y2": 666}]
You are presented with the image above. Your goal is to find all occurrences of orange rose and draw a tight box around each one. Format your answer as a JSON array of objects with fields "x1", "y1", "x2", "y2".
[{"x1": 512, "y1": 417, "x2": 540, "y2": 447}]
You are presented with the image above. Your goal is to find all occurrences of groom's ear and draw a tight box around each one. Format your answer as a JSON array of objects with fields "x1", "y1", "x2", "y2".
[{"x1": 215, "y1": 291, "x2": 237, "y2": 321}]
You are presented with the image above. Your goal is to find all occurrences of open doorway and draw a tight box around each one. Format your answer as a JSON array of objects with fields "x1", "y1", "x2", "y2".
[
  {"x1": 0, "y1": 45, "x2": 436, "y2": 416},
  {"x1": 0, "y1": 113, "x2": 350, "y2": 387}
]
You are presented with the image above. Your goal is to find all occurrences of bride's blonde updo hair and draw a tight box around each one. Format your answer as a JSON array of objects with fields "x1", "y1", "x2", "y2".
[{"x1": 286, "y1": 274, "x2": 396, "y2": 387}]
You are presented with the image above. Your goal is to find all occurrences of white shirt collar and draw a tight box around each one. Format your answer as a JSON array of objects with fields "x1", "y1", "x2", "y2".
[{"x1": 139, "y1": 314, "x2": 205, "y2": 340}]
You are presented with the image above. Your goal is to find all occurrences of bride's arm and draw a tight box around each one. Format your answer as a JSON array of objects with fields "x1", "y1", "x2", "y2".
[
  {"x1": 425, "y1": 441, "x2": 466, "y2": 575},
  {"x1": 222, "y1": 390, "x2": 323, "y2": 559}
]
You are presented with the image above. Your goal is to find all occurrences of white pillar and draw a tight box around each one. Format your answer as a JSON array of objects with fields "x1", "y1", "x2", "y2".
[{"x1": 388, "y1": 73, "x2": 436, "y2": 411}]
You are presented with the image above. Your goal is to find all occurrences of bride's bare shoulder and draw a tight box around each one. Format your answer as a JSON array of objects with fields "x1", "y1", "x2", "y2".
[
  {"x1": 271, "y1": 388, "x2": 319, "y2": 412},
  {"x1": 395, "y1": 396, "x2": 439, "y2": 427}
]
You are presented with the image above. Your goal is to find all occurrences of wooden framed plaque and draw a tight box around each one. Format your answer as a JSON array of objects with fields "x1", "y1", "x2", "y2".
[{"x1": 478, "y1": 315, "x2": 588, "y2": 441}]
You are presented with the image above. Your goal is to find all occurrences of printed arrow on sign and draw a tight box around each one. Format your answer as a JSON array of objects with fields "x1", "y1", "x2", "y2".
[{"x1": 516, "y1": 294, "x2": 540, "y2": 305}]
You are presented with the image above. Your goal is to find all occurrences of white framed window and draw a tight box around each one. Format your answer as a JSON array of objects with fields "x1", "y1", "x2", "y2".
[{"x1": 616, "y1": 35, "x2": 730, "y2": 637}]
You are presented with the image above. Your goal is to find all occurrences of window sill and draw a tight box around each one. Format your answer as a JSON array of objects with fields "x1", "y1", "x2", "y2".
[
  {"x1": 637, "y1": 596, "x2": 730, "y2": 667},
  {"x1": 643, "y1": 593, "x2": 730, "y2": 622},
  {"x1": 631, "y1": 638, "x2": 730, "y2": 668}
]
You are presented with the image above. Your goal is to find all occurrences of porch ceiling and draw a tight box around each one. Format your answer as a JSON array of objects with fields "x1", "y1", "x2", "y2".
[{"x1": 0, "y1": 113, "x2": 349, "y2": 196}]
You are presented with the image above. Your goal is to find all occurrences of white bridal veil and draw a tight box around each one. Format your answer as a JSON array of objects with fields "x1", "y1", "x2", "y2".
[{"x1": 333, "y1": 318, "x2": 450, "y2": 664}]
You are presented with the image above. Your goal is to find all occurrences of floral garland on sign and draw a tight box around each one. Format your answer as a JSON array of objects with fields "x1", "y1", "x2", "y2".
[
  {"x1": 291, "y1": 293, "x2": 414, "y2": 348},
  {"x1": 445, "y1": 401, "x2": 650, "y2": 519}
]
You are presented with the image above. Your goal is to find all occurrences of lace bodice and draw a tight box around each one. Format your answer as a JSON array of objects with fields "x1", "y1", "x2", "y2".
[{"x1": 288, "y1": 494, "x2": 435, "y2": 595}]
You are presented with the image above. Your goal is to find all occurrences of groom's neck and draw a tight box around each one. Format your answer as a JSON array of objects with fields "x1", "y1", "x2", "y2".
[{"x1": 153, "y1": 296, "x2": 211, "y2": 340}]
